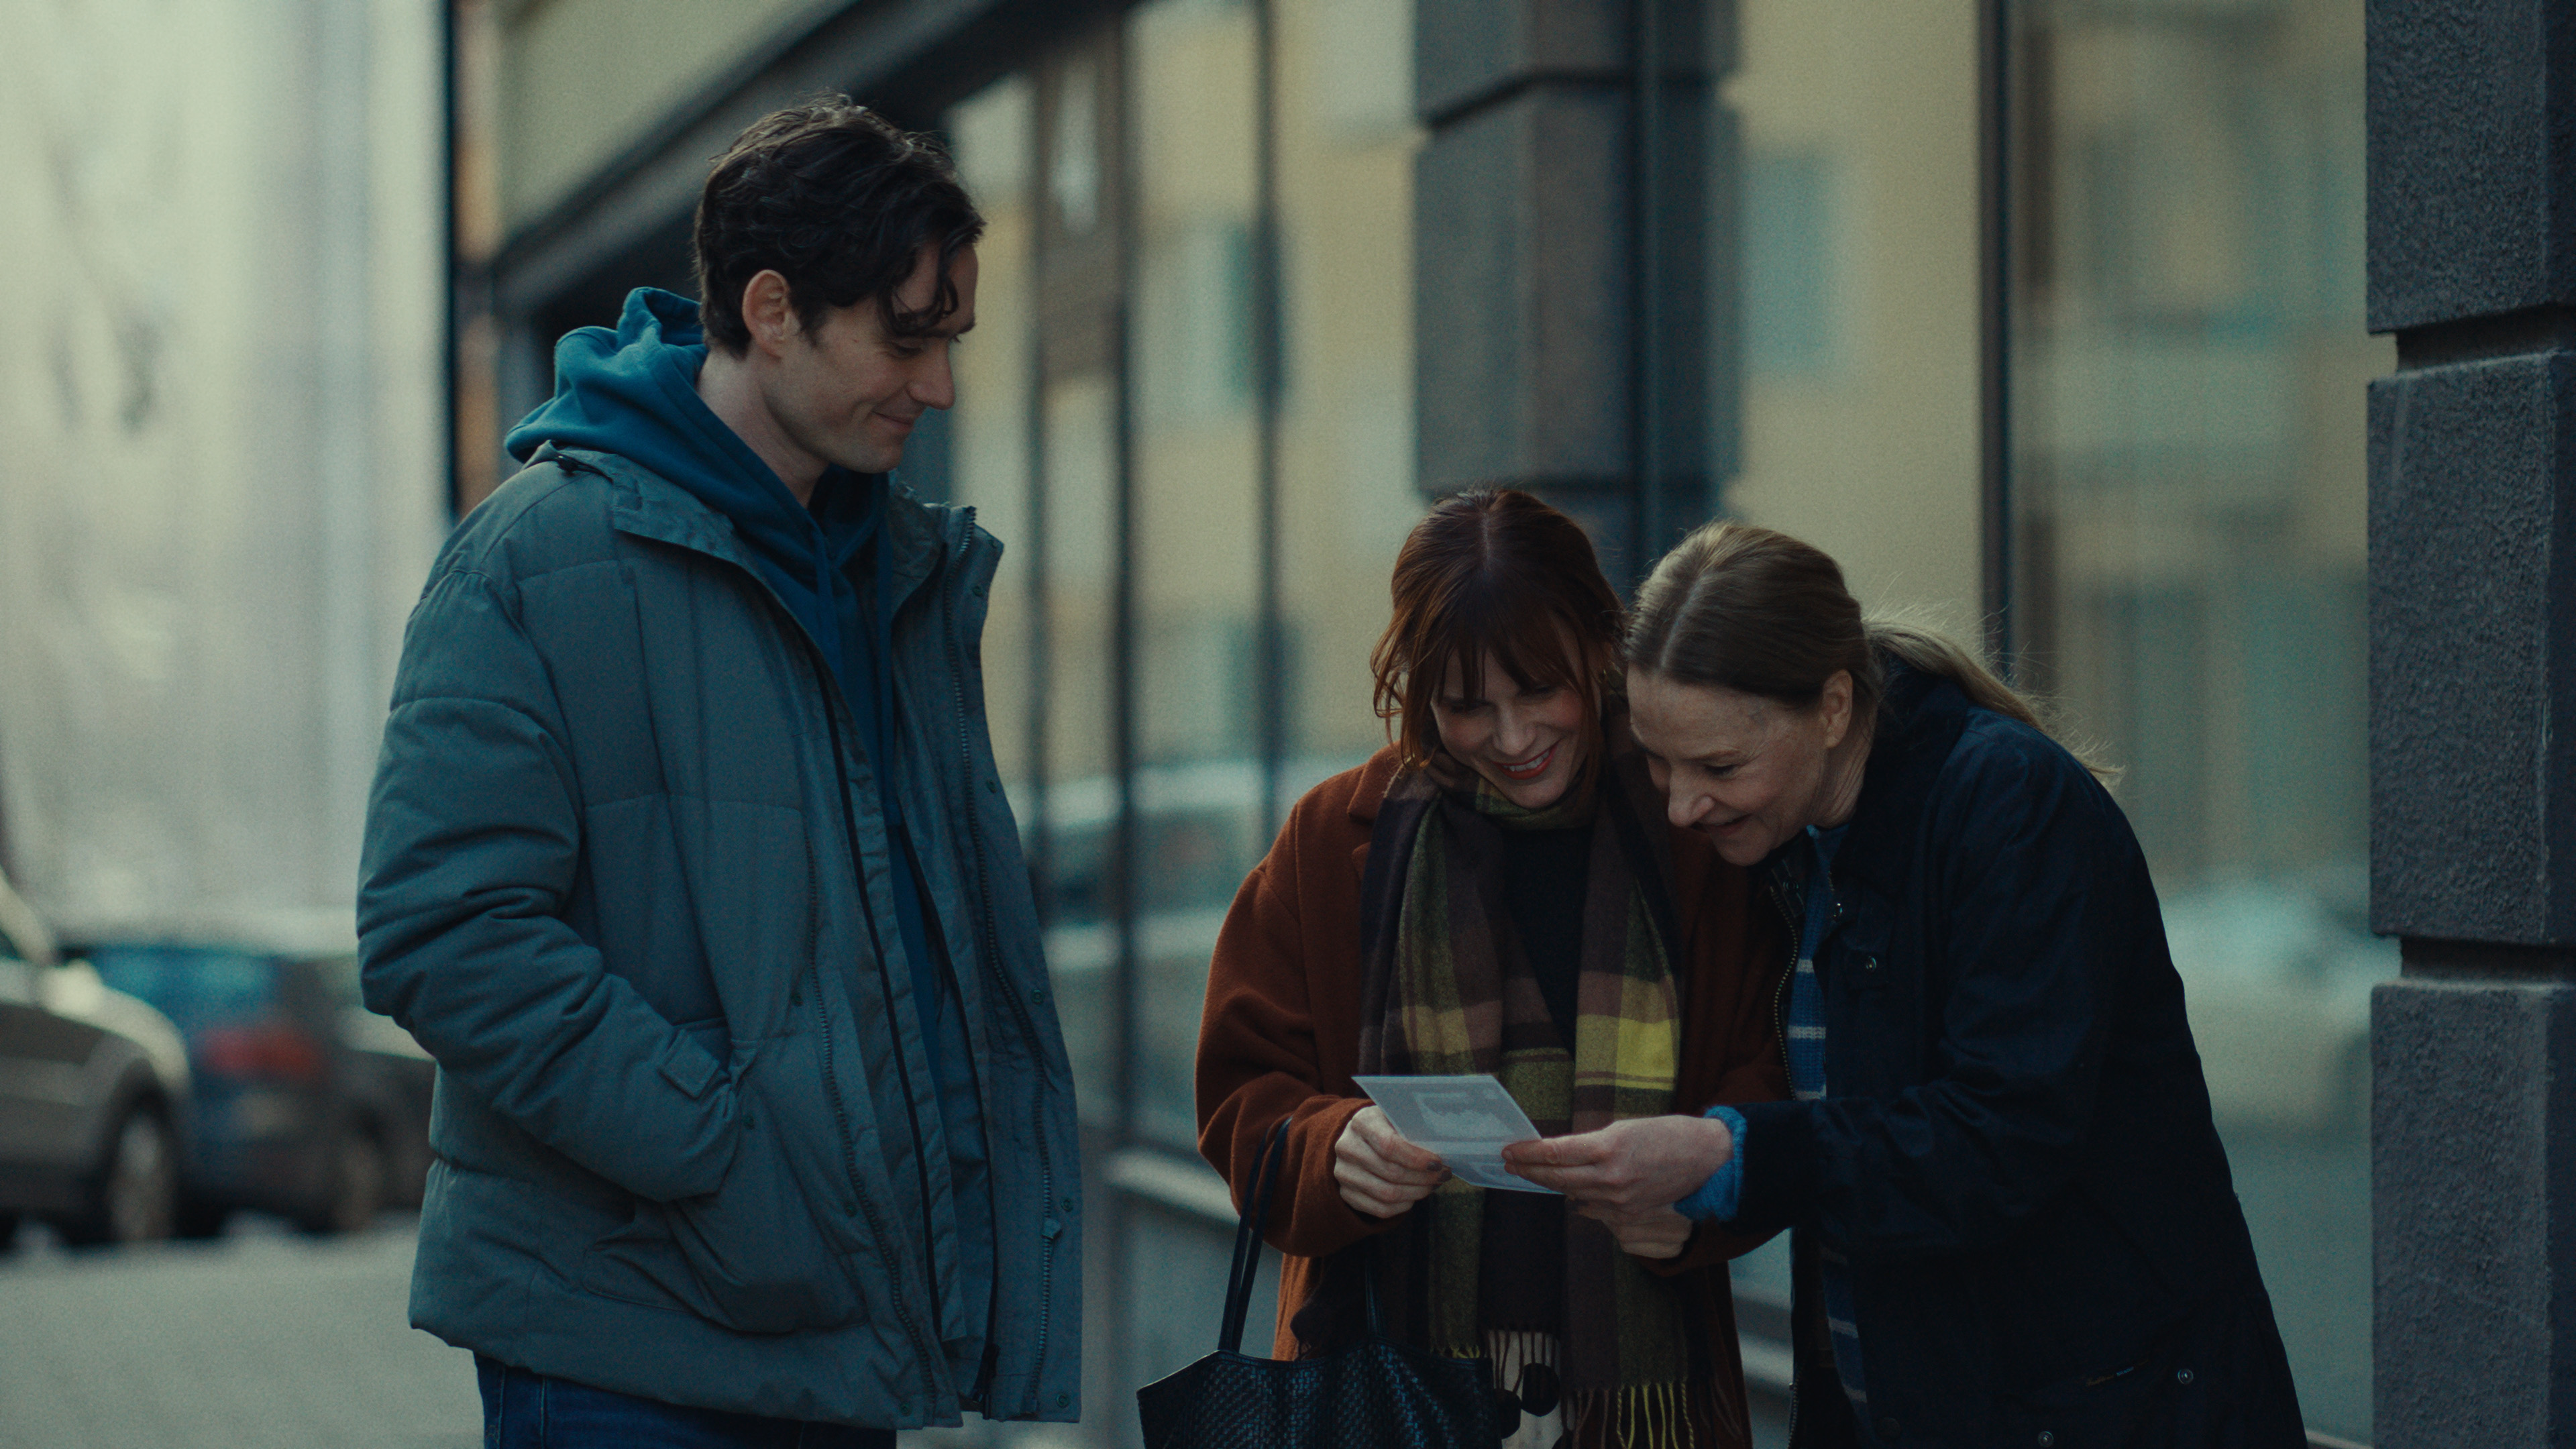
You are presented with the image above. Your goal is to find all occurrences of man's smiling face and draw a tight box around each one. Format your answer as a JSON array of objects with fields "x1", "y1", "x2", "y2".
[{"x1": 763, "y1": 241, "x2": 977, "y2": 476}]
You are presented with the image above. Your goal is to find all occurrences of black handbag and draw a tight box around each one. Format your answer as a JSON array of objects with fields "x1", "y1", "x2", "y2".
[{"x1": 1136, "y1": 1118, "x2": 1505, "y2": 1449}]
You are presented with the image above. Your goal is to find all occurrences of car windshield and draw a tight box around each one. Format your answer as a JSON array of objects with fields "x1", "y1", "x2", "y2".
[{"x1": 88, "y1": 945, "x2": 275, "y2": 1030}]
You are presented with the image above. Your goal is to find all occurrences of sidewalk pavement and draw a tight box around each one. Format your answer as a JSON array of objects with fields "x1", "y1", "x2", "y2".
[
  {"x1": 0, "y1": 1216, "x2": 476, "y2": 1449},
  {"x1": 0, "y1": 1214, "x2": 1084, "y2": 1449}
]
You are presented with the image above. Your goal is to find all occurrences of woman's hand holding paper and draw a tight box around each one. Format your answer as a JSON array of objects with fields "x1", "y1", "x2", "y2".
[
  {"x1": 1502, "y1": 1114, "x2": 1733, "y2": 1214},
  {"x1": 1334, "y1": 1104, "x2": 1451, "y2": 1218}
]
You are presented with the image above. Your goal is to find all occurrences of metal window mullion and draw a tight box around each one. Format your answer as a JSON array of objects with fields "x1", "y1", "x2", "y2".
[
  {"x1": 443, "y1": 0, "x2": 462, "y2": 515},
  {"x1": 1104, "y1": 25, "x2": 1152, "y2": 1447},
  {"x1": 1633, "y1": 0, "x2": 1666, "y2": 582},
  {"x1": 1106, "y1": 22, "x2": 1142, "y2": 1155},
  {"x1": 1979, "y1": 0, "x2": 2017, "y2": 674},
  {"x1": 1252, "y1": 0, "x2": 1287, "y2": 846},
  {"x1": 1026, "y1": 65, "x2": 1058, "y2": 931}
]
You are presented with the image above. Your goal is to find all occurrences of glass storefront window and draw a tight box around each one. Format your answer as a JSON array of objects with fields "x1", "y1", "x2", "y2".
[
  {"x1": 1276, "y1": 0, "x2": 1424, "y2": 792},
  {"x1": 947, "y1": 0, "x2": 1421, "y2": 1163},
  {"x1": 1036, "y1": 368, "x2": 1122, "y2": 1114},
  {"x1": 946, "y1": 77, "x2": 1035, "y2": 796},
  {"x1": 1714, "y1": 1, "x2": 2384, "y2": 1438},
  {"x1": 2010, "y1": 0, "x2": 2386, "y2": 1438},
  {"x1": 1719, "y1": 0, "x2": 1985, "y2": 633},
  {"x1": 944, "y1": 6, "x2": 1421, "y2": 1441},
  {"x1": 1128, "y1": 0, "x2": 1265, "y2": 1148},
  {"x1": 945, "y1": 52, "x2": 1130, "y2": 1132}
]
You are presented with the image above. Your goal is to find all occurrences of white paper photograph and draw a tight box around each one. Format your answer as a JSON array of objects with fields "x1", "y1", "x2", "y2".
[{"x1": 1351, "y1": 1073, "x2": 1558, "y2": 1194}]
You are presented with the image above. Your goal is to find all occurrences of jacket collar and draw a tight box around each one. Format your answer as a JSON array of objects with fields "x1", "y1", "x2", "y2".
[
  {"x1": 1345, "y1": 749, "x2": 1404, "y2": 829},
  {"x1": 875, "y1": 468, "x2": 952, "y2": 604},
  {"x1": 1825, "y1": 658, "x2": 1975, "y2": 902},
  {"x1": 545, "y1": 443, "x2": 960, "y2": 607}
]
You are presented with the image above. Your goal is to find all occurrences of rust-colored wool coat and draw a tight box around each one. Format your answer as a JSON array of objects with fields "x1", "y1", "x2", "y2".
[{"x1": 1195, "y1": 747, "x2": 1790, "y2": 1381}]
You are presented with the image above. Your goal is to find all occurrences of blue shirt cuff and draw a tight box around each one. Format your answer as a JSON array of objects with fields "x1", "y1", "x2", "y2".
[{"x1": 1675, "y1": 1106, "x2": 1746, "y2": 1222}]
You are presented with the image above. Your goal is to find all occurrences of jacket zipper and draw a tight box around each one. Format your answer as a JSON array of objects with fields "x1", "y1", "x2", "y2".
[
  {"x1": 1764, "y1": 872, "x2": 1799, "y2": 1086},
  {"x1": 942, "y1": 510, "x2": 1061, "y2": 1410},
  {"x1": 1758, "y1": 868, "x2": 1803, "y2": 1449},
  {"x1": 696, "y1": 498, "x2": 947, "y2": 1407},
  {"x1": 550, "y1": 447, "x2": 948, "y2": 1397},
  {"x1": 1767, "y1": 853, "x2": 1856, "y2": 1449},
  {"x1": 822, "y1": 687, "x2": 947, "y2": 1405}
]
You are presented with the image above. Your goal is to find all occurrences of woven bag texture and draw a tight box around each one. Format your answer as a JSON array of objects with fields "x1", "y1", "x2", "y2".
[{"x1": 1137, "y1": 1337, "x2": 1501, "y2": 1449}]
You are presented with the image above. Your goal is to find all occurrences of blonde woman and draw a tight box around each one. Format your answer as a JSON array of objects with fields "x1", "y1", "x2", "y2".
[{"x1": 1512, "y1": 523, "x2": 2305, "y2": 1448}]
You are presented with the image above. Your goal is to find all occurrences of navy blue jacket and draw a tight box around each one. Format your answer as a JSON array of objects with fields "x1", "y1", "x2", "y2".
[{"x1": 1729, "y1": 663, "x2": 2304, "y2": 1449}]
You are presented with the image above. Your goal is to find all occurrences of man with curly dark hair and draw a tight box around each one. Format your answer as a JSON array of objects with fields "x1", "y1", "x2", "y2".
[{"x1": 358, "y1": 99, "x2": 1082, "y2": 1447}]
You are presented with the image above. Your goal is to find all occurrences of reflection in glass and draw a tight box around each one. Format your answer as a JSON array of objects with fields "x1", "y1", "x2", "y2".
[
  {"x1": 1275, "y1": 0, "x2": 1423, "y2": 789},
  {"x1": 937, "y1": 7, "x2": 1425, "y2": 1443},
  {"x1": 2010, "y1": 0, "x2": 2387, "y2": 1436},
  {"x1": 1051, "y1": 57, "x2": 1104, "y2": 237},
  {"x1": 1127, "y1": 0, "x2": 1262, "y2": 1149},
  {"x1": 945, "y1": 76, "x2": 1035, "y2": 798},
  {"x1": 948, "y1": 76, "x2": 1105, "y2": 1113},
  {"x1": 1718, "y1": 0, "x2": 1982, "y2": 630},
  {"x1": 948, "y1": 70, "x2": 1132, "y2": 1130},
  {"x1": 1038, "y1": 371, "x2": 1122, "y2": 1117}
]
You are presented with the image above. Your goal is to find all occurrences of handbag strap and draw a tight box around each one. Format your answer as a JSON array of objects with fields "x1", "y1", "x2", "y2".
[
  {"x1": 1218, "y1": 1116, "x2": 1294, "y2": 1354},
  {"x1": 1361, "y1": 1236, "x2": 1387, "y2": 1340}
]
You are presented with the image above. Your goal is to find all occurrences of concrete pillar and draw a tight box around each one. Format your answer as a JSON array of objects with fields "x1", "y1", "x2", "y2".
[
  {"x1": 2367, "y1": 1, "x2": 2576, "y2": 1441},
  {"x1": 1411, "y1": 0, "x2": 1719, "y2": 576}
]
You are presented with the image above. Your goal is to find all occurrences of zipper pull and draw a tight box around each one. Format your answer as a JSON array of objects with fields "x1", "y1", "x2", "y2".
[{"x1": 970, "y1": 1339, "x2": 1001, "y2": 1409}]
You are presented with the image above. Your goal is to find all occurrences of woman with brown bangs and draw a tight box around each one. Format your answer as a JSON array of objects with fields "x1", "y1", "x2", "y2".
[{"x1": 1194, "y1": 489, "x2": 1789, "y2": 1448}]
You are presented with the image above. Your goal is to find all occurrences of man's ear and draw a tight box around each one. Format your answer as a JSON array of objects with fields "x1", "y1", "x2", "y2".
[{"x1": 737, "y1": 269, "x2": 798, "y2": 356}]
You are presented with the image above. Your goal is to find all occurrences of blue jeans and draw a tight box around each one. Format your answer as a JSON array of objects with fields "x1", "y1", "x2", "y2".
[{"x1": 476, "y1": 1356, "x2": 896, "y2": 1448}]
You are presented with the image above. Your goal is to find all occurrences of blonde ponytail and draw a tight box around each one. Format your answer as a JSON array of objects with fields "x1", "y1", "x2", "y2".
[
  {"x1": 1629, "y1": 522, "x2": 2114, "y2": 780},
  {"x1": 1863, "y1": 620, "x2": 2037, "y2": 731}
]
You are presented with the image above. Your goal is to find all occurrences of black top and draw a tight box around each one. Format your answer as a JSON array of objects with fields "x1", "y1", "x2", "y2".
[{"x1": 1500, "y1": 822, "x2": 1592, "y2": 1048}]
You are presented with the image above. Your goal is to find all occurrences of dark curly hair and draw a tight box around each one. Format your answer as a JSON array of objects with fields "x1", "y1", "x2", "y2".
[{"x1": 692, "y1": 98, "x2": 985, "y2": 355}]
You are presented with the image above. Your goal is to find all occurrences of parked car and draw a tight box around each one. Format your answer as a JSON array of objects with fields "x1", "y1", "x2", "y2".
[
  {"x1": 76, "y1": 941, "x2": 434, "y2": 1236},
  {"x1": 0, "y1": 871, "x2": 192, "y2": 1249},
  {"x1": 2161, "y1": 867, "x2": 2394, "y2": 1139}
]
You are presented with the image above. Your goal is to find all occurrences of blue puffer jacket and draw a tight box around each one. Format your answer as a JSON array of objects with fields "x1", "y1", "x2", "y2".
[
  {"x1": 1728, "y1": 663, "x2": 2303, "y2": 1449},
  {"x1": 357, "y1": 447, "x2": 1081, "y2": 1429}
]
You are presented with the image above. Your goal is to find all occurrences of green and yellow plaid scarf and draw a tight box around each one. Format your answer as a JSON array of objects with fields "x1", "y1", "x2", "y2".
[{"x1": 1355, "y1": 728, "x2": 1720, "y2": 1447}]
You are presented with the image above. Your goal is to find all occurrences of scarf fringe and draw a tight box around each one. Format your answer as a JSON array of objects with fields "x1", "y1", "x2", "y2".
[
  {"x1": 1562, "y1": 1379, "x2": 1721, "y2": 1449},
  {"x1": 1484, "y1": 1328, "x2": 1557, "y2": 1389}
]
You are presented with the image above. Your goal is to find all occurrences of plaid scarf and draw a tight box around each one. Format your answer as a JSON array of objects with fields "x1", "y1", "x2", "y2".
[{"x1": 1355, "y1": 723, "x2": 1722, "y2": 1448}]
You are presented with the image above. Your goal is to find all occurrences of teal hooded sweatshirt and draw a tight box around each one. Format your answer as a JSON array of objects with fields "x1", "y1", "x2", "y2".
[{"x1": 501, "y1": 287, "x2": 993, "y2": 1357}]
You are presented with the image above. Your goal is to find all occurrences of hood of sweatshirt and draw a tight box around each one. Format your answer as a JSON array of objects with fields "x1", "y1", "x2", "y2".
[{"x1": 503, "y1": 287, "x2": 879, "y2": 684}]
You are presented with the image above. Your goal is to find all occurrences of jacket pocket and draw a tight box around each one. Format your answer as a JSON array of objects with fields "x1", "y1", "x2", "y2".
[
  {"x1": 1988, "y1": 1294, "x2": 2238, "y2": 1449},
  {"x1": 1992, "y1": 1352, "x2": 2182, "y2": 1449},
  {"x1": 581, "y1": 1108, "x2": 868, "y2": 1335}
]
